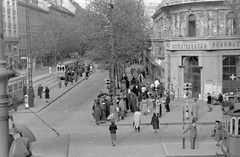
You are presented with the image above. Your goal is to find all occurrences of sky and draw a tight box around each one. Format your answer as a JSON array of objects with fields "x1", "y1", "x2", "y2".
[{"x1": 74, "y1": 0, "x2": 160, "y2": 8}]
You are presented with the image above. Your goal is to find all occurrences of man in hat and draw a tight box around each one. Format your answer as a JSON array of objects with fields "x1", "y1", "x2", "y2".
[{"x1": 183, "y1": 119, "x2": 198, "y2": 149}]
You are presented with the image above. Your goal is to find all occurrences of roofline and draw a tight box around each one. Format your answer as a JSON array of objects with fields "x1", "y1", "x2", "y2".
[
  {"x1": 152, "y1": 0, "x2": 224, "y2": 19},
  {"x1": 17, "y1": 1, "x2": 49, "y2": 14}
]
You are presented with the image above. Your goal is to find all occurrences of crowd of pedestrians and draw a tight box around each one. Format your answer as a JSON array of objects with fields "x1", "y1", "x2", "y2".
[
  {"x1": 59, "y1": 64, "x2": 94, "y2": 88},
  {"x1": 91, "y1": 66, "x2": 174, "y2": 146}
]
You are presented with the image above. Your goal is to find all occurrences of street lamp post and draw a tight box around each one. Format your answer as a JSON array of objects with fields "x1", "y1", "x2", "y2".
[
  {"x1": 0, "y1": 1, "x2": 15, "y2": 156},
  {"x1": 108, "y1": 0, "x2": 116, "y2": 100},
  {"x1": 26, "y1": 0, "x2": 34, "y2": 107}
]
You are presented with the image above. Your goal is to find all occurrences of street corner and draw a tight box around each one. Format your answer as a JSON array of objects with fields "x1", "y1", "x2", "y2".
[{"x1": 161, "y1": 142, "x2": 220, "y2": 157}]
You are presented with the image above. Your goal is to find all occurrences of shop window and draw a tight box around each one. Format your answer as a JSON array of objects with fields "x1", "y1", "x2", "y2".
[
  {"x1": 188, "y1": 14, "x2": 196, "y2": 37},
  {"x1": 222, "y1": 55, "x2": 240, "y2": 81}
]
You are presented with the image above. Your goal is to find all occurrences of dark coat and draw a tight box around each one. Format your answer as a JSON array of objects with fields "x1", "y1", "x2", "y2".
[
  {"x1": 151, "y1": 115, "x2": 159, "y2": 129},
  {"x1": 38, "y1": 86, "x2": 43, "y2": 95},
  {"x1": 45, "y1": 88, "x2": 50, "y2": 99}
]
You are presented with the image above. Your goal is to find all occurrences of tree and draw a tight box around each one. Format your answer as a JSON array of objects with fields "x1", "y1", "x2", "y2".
[{"x1": 85, "y1": 0, "x2": 150, "y2": 65}]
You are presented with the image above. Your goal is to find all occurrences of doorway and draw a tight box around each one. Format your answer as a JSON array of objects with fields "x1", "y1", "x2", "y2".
[{"x1": 182, "y1": 56, "x2": 201, "y2": 98}]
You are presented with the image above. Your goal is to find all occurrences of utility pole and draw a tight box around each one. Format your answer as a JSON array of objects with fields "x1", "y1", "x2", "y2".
[
  {"x1": 26, "y1": 0, "x2": 34, "y2": 107},
  {"x1": 0, "y1": 1, "x2": 14, "y2": 156}
]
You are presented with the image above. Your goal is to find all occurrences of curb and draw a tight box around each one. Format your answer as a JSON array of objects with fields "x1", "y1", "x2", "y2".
[
  {"x1": 100, "y1": 121, "x2": 215, "y2": 126},
  {"x1": 36, "y1": 70, "x2": 96, "y2": 113}
]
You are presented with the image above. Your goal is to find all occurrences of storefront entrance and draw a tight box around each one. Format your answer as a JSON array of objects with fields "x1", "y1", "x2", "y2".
[{"x1": 183, "y1": 56, "x2": 201, "y2": 98}]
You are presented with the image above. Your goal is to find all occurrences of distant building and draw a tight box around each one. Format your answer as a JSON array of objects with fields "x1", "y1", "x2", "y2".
[
  {"x1": 146, "y1": 0, "x2": 240, "y2": 99},
  {"x1": 3, "y1": 0, "x2": 19, "y2": 68},
  {"x1": 17, "y1": 0, "x2": 76, "y2": 69},
  {"x1": 145, "y1": 2, "x2": 159, "y2": 17}
]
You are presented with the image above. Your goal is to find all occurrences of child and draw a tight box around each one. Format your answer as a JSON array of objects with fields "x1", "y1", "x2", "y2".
[{"x1": 109, "y1": 121, "x2": 117, "y2": 146}]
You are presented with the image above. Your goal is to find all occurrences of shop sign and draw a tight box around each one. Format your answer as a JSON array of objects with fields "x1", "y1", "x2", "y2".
[{"x1": 166, "y1": 39, "x2": 240, "y2": 51}]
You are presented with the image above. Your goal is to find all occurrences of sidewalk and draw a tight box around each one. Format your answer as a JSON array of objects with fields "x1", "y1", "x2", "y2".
[
  {"x1": 103, "y1": 64, "x2": 222, "y2": 126},
  {"x1": 162, "y1": 142, "x2": 224, "y2": 157},
  {"x1": 13, "y1": 70, "x2": 96, "y2": 113},
  {"x1": 109, "y1": 64, "x2": 224, "y2": 157}
]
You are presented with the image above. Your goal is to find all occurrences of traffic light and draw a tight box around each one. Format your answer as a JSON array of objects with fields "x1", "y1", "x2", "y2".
[
  {"x1": 183, "y1": 83, "x2": 192, "y2": 90},
  {"x1": 105, "y1": 78, "x2": 110, "y2": 84}
]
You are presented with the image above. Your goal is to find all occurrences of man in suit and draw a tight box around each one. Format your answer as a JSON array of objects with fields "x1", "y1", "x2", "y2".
[
  {"x1": 183, "y1": 119, "x2": 197, "y2": 149},
  {"x1": 37, "y1": 84, "x2": 43, "y2": 99}
]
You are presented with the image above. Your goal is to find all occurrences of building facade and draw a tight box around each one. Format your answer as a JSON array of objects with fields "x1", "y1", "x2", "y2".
[
  {"x1": 17, "y1": 0, "x2": 76, "y2": 69},
  {"x1": 17, "y1": 0, "x2": 49, "y2": 69},
  {"x1": 3, "y1": 0, "x2": 19, "y2": 68},
  {"x1": 151, "y1": 0, "x2": 240, "y2": 99}
]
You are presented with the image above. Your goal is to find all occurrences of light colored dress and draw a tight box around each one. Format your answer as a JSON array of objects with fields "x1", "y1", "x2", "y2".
[{"x1": 134, "y1": 111, "x2": 142, "y2": 128}]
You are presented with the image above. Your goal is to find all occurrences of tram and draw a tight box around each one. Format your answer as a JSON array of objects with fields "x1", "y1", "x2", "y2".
[
  {"x1": 221, "y1": 95, "x2": 240, "y2": 157},
  {"x1": 56, "y1": 58, "x2": 84, "y2": 80},
  {"x1": 8, "y1": 75, "x2": 27, "y2": 105}
]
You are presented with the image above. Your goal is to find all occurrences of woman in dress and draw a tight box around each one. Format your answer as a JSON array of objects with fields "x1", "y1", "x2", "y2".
[{"x1": 45, "y1": 87, "x2": 50, "y2": 102}]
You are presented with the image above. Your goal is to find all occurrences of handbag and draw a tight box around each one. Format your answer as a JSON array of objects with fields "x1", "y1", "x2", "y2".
[{"x1": 211, "y1": 129, "x2": 216, "y2": 137}]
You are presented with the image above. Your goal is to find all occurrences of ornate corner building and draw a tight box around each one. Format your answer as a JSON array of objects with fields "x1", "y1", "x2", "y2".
[{"x1": 147, "y1": 0, "x2": 240, "y2": 99}]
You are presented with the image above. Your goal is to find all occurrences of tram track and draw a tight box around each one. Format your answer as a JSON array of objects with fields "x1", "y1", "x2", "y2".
[{"x1": 32, "y1": 74, "x2": 58, "y2": 94}]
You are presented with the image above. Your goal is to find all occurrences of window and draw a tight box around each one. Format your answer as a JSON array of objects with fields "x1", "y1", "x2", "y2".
[
  {"x1": 231, "y1": 118, "x2": 236, "y2": 135},
  {"x1": 222, "y1": 55, "x2": 240, "y2": 81},
  {"x1": 238, "y1": 118, "x2": 240, "y2": 135},
  {"x1": 188, "y1": 14, "x2": 196, "y2": 37},
  {"x1": 14, "y1": 83, "x2": 18, "y2": 91},
  {"x1": 8, "y1": 85, "x2": 13, "y2": 93},
  {"x1": 8, "y1": 44, "x2": 11, "y2": 52},
  {"x1": 226, "y1": 12, "x2": 237, "y2": 36}
]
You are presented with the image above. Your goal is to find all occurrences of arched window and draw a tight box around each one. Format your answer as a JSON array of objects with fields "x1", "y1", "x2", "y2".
[
  {"x1": 226, "y1": 12, "x2": 237, "y2": 36},
  {"x1": 188, "y1": 14, "x2": 196, "y2": 37}
]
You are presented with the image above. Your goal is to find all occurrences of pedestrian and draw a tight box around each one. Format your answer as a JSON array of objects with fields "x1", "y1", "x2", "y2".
[
  {"x1": 183, "y1": 119, "x2": 197, "y2": 149},
  {"x1": 218, "y1": 93, "x2": 223, "y2": 105},
  {"x1": 58, "y1": 77, "x2": 62, "y2": 88},
  {"x1": 44, "y1": 87, "x2": 50, "y2": 102},
  {"x1": 133, "y1": 109, "x2": 142, "y2": 132},
  {"x1": 212, "y1": 120, "x2": 222, "y2": 146},
  {"x1": 74, "y1": 70, "x2": 78, "y2": 83},
  {"x1": 37, "y1": 84, "x2": 43, "y2": 98},
  {"x1": 119, "y1": 98, "x2": 126, "y2": 120},
  {"x1": 151, "y1": 113, "x2": 159, "y2": 133},
  {"x1": 100, "y1": 101, "x2": 107, "y2": 122},
  {"x1": 191, "y1": 99, "x2": 200, "y2": 122},
  {"x1": 12, "y1": 95, "x2": 18, "y2": 111},
  {"x1": 109, "y1": 121, "x2": 117, "y2": 146},
  {"x1": 129, "y1": 92, "x2": 137, "y2": 112},
  {"x1": 165, "y1": 93, "x2": 171, "y2": 112},
  {"x1": 94, "y1": 103, "x2": 102, "y2": 125},
  {"x1": 221, "y1": 97, "x2": 230, "y2": 112},
  {"x1": 155, "y1": 96, "x2": 162, "y2": 118},
  {"x1": 140, "y1": 97, "x2": 149, "y2": 116},
  {"x1": 207, "y1": 93, "x2": 212, "y2": 112}
]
